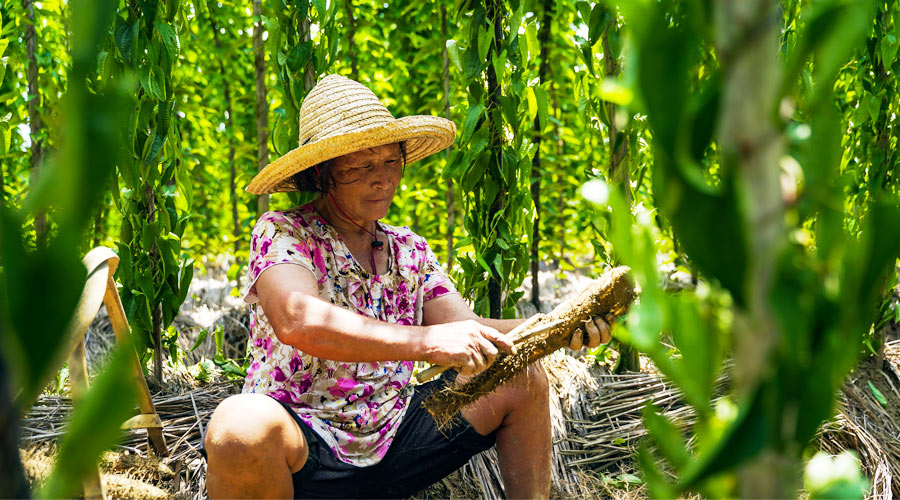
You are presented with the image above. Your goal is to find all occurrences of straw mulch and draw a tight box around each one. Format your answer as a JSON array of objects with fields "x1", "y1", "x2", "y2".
[
  {"x1": 819, "y1": 339, "x2": 900, "y2": 500},
  {"x1": 17, "y1": 259, "x2": 900, "y2": 499},
  {"x1": 18, "y1": 342, "x2": 900, "y2": 500},
  {"x1": 20, "y1": 380, "x2": 240, "y2": 500}
]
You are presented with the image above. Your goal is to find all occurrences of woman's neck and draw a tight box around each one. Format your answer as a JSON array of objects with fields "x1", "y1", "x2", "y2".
[{"x1": 312, "y1": 196, "x2": 377, "y2": 242}]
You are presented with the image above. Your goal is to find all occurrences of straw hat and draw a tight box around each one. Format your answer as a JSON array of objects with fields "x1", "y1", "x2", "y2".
[{"x1": 246, "y1": 74, "x2": 457, "y2": 194}]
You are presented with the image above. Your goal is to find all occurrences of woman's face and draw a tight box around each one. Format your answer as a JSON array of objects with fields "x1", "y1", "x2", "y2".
[{"x1": 328, "y1": 143, "x2": 404, "y2": 222}]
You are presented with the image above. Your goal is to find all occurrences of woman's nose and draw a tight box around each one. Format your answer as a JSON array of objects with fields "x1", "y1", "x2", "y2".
[{"x1": 371, "y1": 163, "x2": 396, "y2": 189}]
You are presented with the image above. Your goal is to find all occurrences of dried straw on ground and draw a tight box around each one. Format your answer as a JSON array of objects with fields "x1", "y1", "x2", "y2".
[
  {"x1": 20, "y1": 348, "x2": 900, "y2": 499},
  {"x1": 18, "y1": 262, "x2": 900, "y2": 499},
  {"x1": 21, "y1": 380, "x2": 240, "y2": 500},
  {"x1": 818, "y1": 339, "x2": 900, "y2": 500},
  {"x1": 424, "y1": 267, "x2": 635, "y2": 427}
]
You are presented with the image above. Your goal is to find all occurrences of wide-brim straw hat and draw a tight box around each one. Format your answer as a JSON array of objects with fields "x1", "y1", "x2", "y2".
[{"x1": 246, "y1": 74, "x2": 457, "y2": 194}]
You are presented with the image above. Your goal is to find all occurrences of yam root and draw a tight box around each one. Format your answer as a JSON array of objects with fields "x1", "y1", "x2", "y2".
[{"x1": 423, "y1": 266, "x2": 636, "y2": 428}]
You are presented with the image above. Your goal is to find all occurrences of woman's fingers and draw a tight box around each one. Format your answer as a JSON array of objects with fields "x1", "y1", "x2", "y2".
[
  {"x1": 458, "y1": 346, "x2": 486, "y2": 375},
  {"x1": 569, "y1": 327, "x2": 584, "y2": 350},
  {"x1": 476, "y1": 335, "x2": 499, "y2": 363},
  {"x1": 584, "y1": 319, "x2": 602, "y2": 348},
  {"x1": 571, "y1": 315, "x2": 612, "y2": 350},
  {"x1": 481, "y1": 327, "x2": 515, "y2": 354},
  {"x1": 592, "y1": 316, "x2": 611, "y2": 345},
  {"x1": 457, "y1": 322, "x2": 506, "y2": 375}
]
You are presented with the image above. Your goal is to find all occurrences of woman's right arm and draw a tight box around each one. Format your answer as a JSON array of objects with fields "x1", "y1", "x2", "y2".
[{"x1": 254, "y1": 263, "x2": 514, "y2": 374}]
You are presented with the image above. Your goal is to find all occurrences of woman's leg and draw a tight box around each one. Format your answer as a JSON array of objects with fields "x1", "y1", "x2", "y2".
[
  {"x1": 204, "y1": 393, "x2": 308, "y2": 499},
  {"x1": 459, "y1": 363, "x2": 551, "y2": 499}
]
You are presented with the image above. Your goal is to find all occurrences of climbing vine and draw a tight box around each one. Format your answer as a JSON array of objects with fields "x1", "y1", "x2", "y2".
[
  {"x1": 102, "y1": 0, "x2": 193, "y2": 379},
  {"x1": 446, "y1": 0, "x2": 539, "y2": 318},
  {"x1": 269, "y1": 0, "x2": 339, "y2": 165}
]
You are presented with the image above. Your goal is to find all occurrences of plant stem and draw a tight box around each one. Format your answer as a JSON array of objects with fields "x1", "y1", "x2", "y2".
[{"x1": 715, "y1": 0, "x2": 788, "y2": 496}]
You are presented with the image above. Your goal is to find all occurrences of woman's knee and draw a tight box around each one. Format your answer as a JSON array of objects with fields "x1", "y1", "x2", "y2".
[
  {"x1": 510, "y1": 362, "x2": 549, "y2": 403},
  {"x1": 205, "y1": 393, "x2": 308, "y2": 470}
]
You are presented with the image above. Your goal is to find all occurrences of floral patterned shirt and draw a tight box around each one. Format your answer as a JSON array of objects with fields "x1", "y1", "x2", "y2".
[{"x1": 240, "y1": 204, "x2": 457, "y2": 466}]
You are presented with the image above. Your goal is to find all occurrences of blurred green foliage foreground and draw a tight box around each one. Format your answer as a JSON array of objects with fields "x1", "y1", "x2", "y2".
[{"x1": 1, "y1": 0, "x2": 900, "y2": 498}]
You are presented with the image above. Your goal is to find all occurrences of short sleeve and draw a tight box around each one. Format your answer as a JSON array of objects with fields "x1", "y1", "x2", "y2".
[
  {"x1": 242, "y1": 211, "x2": 316, "y2": 304},
  {"x1": 421, "y1": 240, "x2": 458, "y2": 302}
]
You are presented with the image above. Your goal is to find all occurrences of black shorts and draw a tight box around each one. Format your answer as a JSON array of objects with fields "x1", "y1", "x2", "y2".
[{"x1": 202, "y1": 372, "x2": 497, "y2": 499}]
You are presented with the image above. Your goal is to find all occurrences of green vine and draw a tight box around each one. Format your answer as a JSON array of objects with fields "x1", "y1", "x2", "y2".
[
  {"x1": 103, "y1": 0, "x2": 193, "y2": 380},
  {"x1": 446, "y1": 0, "x2": 539, "y2": 318}
]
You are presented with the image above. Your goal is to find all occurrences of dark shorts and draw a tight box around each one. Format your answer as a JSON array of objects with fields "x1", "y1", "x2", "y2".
[{"x1": 202, "y1": 372, "x2": 496, "y2": 499}]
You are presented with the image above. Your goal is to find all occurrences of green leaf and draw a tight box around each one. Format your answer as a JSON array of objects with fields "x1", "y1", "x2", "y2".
[
  {"x1": 189, "y1": 329, "x2": 208, "y2": 353},
  {"x1": 286, "y1": 41, "x2": 313, "y2": 74},
  {"x1": 781, "y1": 1, "x2": 872, "y2": 105},
  {"x1": 446, "y1": 40, "x2": 463, "y2": 72},
  {"x1": 636, "y1": 446, "x2": 676, "y2": 498},
  {"x1": 475, "y1": 254, "x2": 492, "y2": 275},
  {"x1": 575, "y1": 1, "x2": 591, "y2": 26},
  {"x1": 295, "y1": 0, "x2": 309, "y2": 20},
  {"x1": 148, "y1": 67, "x2": 165, "y2": 101},
  {"x1": 114, "y1": 18, "x2": 136, "y2": 64},
  {"x1": 1, "y1": 211, "x2": 85, "y2": 409},
  {"x1": 598, "y1": 79, "x2": 633, "y2": 106},
  {"x1": 463, "y1": 41, "x2": 483, "y2": 80},
  {"x1": 214, "y1": 325, "x2": 224, "y2": 355},
  {"x1": 477, "y1": 22, "x2": 492, "y2": 62},
  {"x1": 312, "y1": 0, "x2": 326, "y2": 18},
  {"x1": 644, "y1": 405, "x2": 690, "y2": 469},
  {"x1": 880, "y1": 36, "x2": 897, "y2": 69},
  {"x1": 0, "y1": 39, "x2": 8, "y2": 59},
  {"x1": 525, "y1": 23, "x2": 539, "y2": 64},
  {"x1": 0, "y1": 122, "x2": 9, "y2": 153},
  {"x1": 178, "y1": 260, "x2": 194, "y2": 306},
  {"x1": 491, "y1": 49, "x2": 506, "y2": 85},
  {"x1": 154, "y1": 21, "x2": 179, "y2": 59},
  {"x1": 866, "y1": 94, "x2": 881, "y2": 123},
  {"x1": 679, "y1": 388, "x2": 768, "y2": 488},
  {"x1": 619, "y1": 473, "x2": 642, "y2": 485},
  {"x1": 175, "y1": 155, "x2": 193, "y2": 209},
  {"x1": 588, "y1": 4, "x2": 611, "y2": 46},
  {"x1": 525, "y1": 87, "x2": 537, "y2": 121},
  {"x1": 534, "y1": 85, "x2": 549, "y2": 130},
  {"x1": 670, "y1": 295, "x2": 719, "y2": 413},
  {"x1": 868, "y1": 381, "x2": 888, "y2": 407},
  {"x1": 0, "y1": 57, "x2": 7, "y2": 90},
  {"x1": 460, "y1": 103, "x2": 484, "y2": 145},
  {"x1": 38, "y1": 343, "x2": 137, "y2": 499},
  {"x1": 136, "y1": 265, "x2": 155, "y2": 299},
  {"x1": 578, "y1": 37, "x2": 593, "y2": 75}
]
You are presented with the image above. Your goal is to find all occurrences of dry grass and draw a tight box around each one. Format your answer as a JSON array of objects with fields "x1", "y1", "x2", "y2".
[
  {"x1": 21, "y1": 343, "x2": 900, "y2": 500},
  {"x1": 818, "y1": 339, "x2": 900, "y2": 500},
  {"x1": 18, "y1": 265, "x2": 900, "y2": 499},
  {"x1": 21, "y1": 379, "x2": 240, "y2": 499}
]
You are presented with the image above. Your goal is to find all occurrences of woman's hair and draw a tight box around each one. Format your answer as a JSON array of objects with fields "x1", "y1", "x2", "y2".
[{"x1": 291, "y1": 141, "x2": 408, "y2": 194}]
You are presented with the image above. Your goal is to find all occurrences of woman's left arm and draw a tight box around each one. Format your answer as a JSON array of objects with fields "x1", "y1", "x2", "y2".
[
  {"x1": 422, "y1": 293, "x2": 611, "y2": 349},
  {"x1": 423, "y1": 293, "x2": 522, "y2": 332}
]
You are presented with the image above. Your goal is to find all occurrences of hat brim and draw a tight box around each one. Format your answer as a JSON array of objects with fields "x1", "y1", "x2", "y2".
[{"x1": 246, "y1": 115, "x2": 456, "y2": 194}]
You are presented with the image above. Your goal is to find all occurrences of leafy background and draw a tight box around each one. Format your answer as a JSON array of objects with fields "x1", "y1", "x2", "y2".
[{"x1": 0, "y1": 0, "x2": 898, "y2": 497}]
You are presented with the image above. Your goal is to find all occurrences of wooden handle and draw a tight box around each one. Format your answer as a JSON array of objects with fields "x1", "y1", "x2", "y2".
[{"x1": 415, "y1": 316, "x2": 562, "y2": 383}]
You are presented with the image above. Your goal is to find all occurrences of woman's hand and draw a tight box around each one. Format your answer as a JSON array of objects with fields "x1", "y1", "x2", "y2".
[
  {"x1": 569, "y1": 314, "x2": 613, "y2": 351},
  {"x1": 421, "y1": 320, "x2": 516, "y2": 376}
]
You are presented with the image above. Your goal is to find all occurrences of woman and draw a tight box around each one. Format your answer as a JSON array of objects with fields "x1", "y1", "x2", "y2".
[{"x1": 203, "y1": 75, "x2": 610, "y2": 499}]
